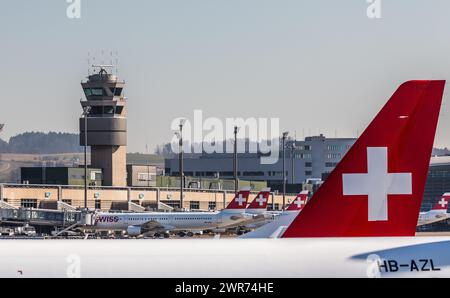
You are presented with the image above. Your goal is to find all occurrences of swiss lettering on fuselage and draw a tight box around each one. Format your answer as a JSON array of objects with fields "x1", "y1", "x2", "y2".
[{"x1": 95, "y1": 215, "x2": 120, "y2": 224}]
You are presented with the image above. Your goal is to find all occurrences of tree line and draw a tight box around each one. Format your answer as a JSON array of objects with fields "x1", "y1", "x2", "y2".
[{"x1": 0, "y1": 132, "x2": 83, "y2": 154}]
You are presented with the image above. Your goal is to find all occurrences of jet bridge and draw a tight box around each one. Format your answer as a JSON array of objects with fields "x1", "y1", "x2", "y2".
[{"x1": 0, "y1": 207, "x2": 81, "y2": 228}]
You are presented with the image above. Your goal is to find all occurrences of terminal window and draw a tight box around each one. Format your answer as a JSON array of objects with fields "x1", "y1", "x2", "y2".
[
  {"x1": 62, "y1": 199, "x2": 72, "y2": 205},
  {"x1": 161, "y1": 201, "x2": 181, "y2": 209},
  {"x1": 190, "y1": 201, "x2": 200, "y2": 210},
  {"x1": 21, "y1": 199, "x2": 37, "y2": 209},
  {"x1": 138, "y1": 173, "x2": 154, "y2": 181},
  {"x1": 219, "y1": 172, "x2": 234, "y2": 177},
  {"x1": 243, "y1": 171, "x2": 265, "y2": 176},
  {"x1": 95, "y1": 199, "x2": 101, "y2": 210},
  {"x1": 326, "y1": 145, "x2": 344, "y2": 151},
  {"x1": 208, "y1": 201, "x2": 216, "y2": 210}
]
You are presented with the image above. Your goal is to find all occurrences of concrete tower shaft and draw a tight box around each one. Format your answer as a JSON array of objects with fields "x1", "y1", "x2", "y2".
[{"x1": 80, "y1": 68, "x2": 127, "y2": 186}]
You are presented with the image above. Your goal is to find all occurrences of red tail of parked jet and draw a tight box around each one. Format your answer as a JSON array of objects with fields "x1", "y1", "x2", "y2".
[
  {"x1": 431, "y1": 193, "x2": 450, "y2": 211},
  {"x1": 246, "y1": 188, "x2": 271, "y2": 213},
  {"x1": 283, "y1": 80, "x2": 445, "y2": 237},
  {"x1": 224, "y1": 187, "x2": 251, "y2": 210},
  {"x1": 285, "y1": 191, "x2": 309, "y2": 211}
]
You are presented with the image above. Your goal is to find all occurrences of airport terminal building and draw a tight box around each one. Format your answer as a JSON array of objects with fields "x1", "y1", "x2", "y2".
[
  {"x1": 165, "y1": 135, "x2": 356, "y2": 188},
  {"x1": 423, "y1": 156, "x2": 450, "y2": 210}
]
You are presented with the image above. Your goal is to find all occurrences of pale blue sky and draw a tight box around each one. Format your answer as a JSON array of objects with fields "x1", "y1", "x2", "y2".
[{"x1": 1, "y1": 0, "x2": 449, "y2": 152}]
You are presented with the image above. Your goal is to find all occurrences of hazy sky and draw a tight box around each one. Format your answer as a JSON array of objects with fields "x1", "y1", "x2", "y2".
[{"x1": 1, "y1": 0, "x2": 450, "y2": 152}]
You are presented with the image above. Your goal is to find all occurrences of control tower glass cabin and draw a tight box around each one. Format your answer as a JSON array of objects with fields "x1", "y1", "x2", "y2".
[{"x1": 79, "y1": 67, "x2": 127, "y2": 187}]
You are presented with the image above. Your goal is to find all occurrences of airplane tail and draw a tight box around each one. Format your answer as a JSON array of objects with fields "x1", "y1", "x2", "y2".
[
  {"x1": 239, "y1": 190, "x2": 305, "y2": 239},
  {"x1": 431, "y1": 193, "x2": 450, "y2": 211},
  {"x1": 224, "y1": 187, "x2": 251, "y2": 210},
  {"x1": 246, "y1": 188, "x2": 271, "y2": 213},
  {"x1": 283, "y1": 80, "x2": 445, "y2": 237},
  {"x1": 285, "y1": 190, "x2": 309, "y2": 211}
]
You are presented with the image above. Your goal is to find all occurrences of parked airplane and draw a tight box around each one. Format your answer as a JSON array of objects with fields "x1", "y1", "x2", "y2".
[
  {"x1": 1, "y1": 80, "x2": 448, "y2": 278},
  {"x1": 93, "y1": 188, "x2": 256, "y2": 237},
  {"x1": 285, "y1": 190, "x2": 309, "y2": 212},
  {"x1": 240, "y1": 190, "x2": 309, "y2": 238},
  {"x1": 245, "y1": 188, "x2": 271, "y2": 215},
  {"x1": 417, "y1": 193, "x2": 450, "y2": 226},
  {"x1": 232, "y1": 188, "x2": 272, "y2": 233}
]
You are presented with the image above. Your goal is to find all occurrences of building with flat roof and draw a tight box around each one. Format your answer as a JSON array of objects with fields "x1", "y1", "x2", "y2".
[
  {"x1": 423, "y1": 156, "x2": 450, "y2": 211},
  {"x1": 20, "y1": 167, "x2": 102, "y2": 186},
  {"x1": 165, "y1": 134, "x2": 356, "y2": 189},
  {"x1": 126, "y1": 164, "x2": 158, "y2": 187},
  {"x1": 0, "y1": 184, "x2": 295, "y2": 212}
]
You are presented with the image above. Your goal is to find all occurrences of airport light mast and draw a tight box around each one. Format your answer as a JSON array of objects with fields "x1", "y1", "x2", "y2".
[
  {"x1": 233, "y1": 126, "x2": 239, "y2": 194},
  {"x1": 291, "y1": 142, "x2": 296, "y2": 184},
  {"x1": 0, "y1": 124, "x2": 4, "y2": 174},
  {"x1": 175, "y1": 119, "x2": 186, "y2": 209},
  {"x1": 282, "y1": 131, "x2": 289, "y2": 209},
  {"x1": 81, "y1": 105, "x2": 91, "y2": 210}
]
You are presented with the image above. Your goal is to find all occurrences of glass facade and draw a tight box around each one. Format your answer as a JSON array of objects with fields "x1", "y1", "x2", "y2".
[{"x1": 423, "y1": 164, "x2": 450, "y2": 211}]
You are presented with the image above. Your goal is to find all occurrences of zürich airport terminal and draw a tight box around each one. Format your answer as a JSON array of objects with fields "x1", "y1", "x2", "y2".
[
  {"x1": 4, "y1": 153, "x2": 449, "y2": 213},
  {"x1": 1, "y1": 68, "x2": 449, "y2": 236}
]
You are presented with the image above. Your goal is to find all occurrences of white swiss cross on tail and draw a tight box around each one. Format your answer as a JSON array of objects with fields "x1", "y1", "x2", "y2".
[
  {"x1": 343, "y1": 147, "x2": 412, "y2": 221},
  {"x1": 295, "y1": 199, "x2": 306, "y2": 208},
  {"x1": 235, "y1": 194, "x2": 246, "y2": 206},
  {"x1": 255, "y1": 195, "x2": 267, "y2": 206},
  {"x1": 438, "y1": 198, "x2": 448, "y2": 208},
  {"x1": 282, "y1": 80, "x2": 445, "y2": 238}
]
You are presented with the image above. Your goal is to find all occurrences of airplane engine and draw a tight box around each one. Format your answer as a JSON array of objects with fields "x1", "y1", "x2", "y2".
[{"x1": 127, "y1": 226, "x2": 142, "y2": 236}]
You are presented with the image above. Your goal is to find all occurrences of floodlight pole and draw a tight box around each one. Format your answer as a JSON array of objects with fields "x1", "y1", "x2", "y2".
[
  {"x1": 233, "y1": 126, "x2": 239, "y2": 194},
  {"x1": 179, "y1": 121, "x2": 185, "y2": 209},
  {"x1": 291, "y1": 142, "x2": 296, "y2": 184},
  {"x1": 282, "y1": 132, "x2": 289, "y2": 209},
  {"x1": 82, "y1": 105, "x2": 91, "y2": 210}
]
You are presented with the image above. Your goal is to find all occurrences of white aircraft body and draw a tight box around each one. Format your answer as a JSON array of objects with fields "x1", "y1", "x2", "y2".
[
  {"x1": 93, "y1": 188, "x2": 255, "y2": 236},
  {"x1": 417, "y1": 194, "x2": 450, "y2": 226},
  {"x1": 240, "y1": 188, "x2": 276, "y2": 230},
  {"x1": 1, "y1": 237, "x2": 449, "y2": 278},
  {"x1": 240, "y1": 191, "x2": 309, "y2": 238},
  {"x1": 0, "y1": 80, "x2": 448, "y2": 278}
]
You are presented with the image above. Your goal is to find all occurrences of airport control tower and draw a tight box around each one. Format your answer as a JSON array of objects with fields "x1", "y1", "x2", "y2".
[{"x1": 80, "y1": 66, "x2": 127, "y2": 187}]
